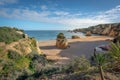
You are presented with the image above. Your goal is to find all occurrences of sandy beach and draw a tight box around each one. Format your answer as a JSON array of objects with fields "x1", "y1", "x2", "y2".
[{"x1": 39, "y1": 36, "x2": 113, "y2": 64}]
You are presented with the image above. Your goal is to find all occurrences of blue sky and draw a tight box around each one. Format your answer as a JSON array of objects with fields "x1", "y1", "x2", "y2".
[{"x1": 0, "y1": 0, "x2": 120, "y2": 30}]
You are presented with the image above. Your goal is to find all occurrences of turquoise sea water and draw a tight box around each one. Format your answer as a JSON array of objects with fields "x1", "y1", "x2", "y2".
[{"x1": 25, "y1": 30, "x2": 85, "y2": 41}]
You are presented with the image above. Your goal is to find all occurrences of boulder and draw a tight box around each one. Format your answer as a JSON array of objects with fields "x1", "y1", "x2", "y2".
[
  {"x1": 113, "y1": 36, "x2": 120, "y2": 43},
  {"x1": 56, "y1": 33, "x2": 68, "y2": 49},
  {"x1": 85, "y1": 31, "x2": 92, "y2": 36},
  {"x1": 72, "y1": 35, "x2": 80, "y2": 39},
  {"x1": 56, "y1": 38, "x2": 68, "y2": 49}
]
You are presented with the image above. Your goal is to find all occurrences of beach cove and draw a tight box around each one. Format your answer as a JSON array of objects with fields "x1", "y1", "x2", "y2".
[{"x1": 39, "y1": 36, "x2": 113, "y2": 64}]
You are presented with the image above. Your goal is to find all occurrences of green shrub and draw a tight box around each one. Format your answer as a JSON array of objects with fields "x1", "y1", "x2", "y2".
[
  {"x1": 26, "y1": 52, "x2": 48, "y2": 72},
  {"x1": 25, "y1": 77, "x2": 35, "y2": 80},
  {"x1": 30, "y1": 38, "x2": 37, "y2": 47},
  {"x1": 109, "y1": 42, "x2": 120, "y2": 62},
  {"x1": 29, "y1": 61, "x2": 36, "y2": 72},
  {"x1": 0, "y1": 60, "x2": 17, "y2": 74},
  {"x1": 13, "y1": 27, "x2": 24, "y2": 32},
  {"x1": 57, "y1": 33, "x2": 66, "y2": 39},
  {"x1": 0, "y1": 27, "x2": 24, "y2": 44},
  {"x1": 109, "y1": 42, "x2": 120, "y2": 71},
  {"x1": 42, "y1": 67, "x2": 59, "y2": 76},
  {"x1": 93, "y1": 53, "x2": 106, "y2": 80},
  {"x1": 15, "y1": 57, "x2": 30, "y2": 69},
  {"x1": 0, "y1": 46, "x2": 7, "y2": 58},
  {"x1": 7, "y1": 50, "x2": 30, "y2": 70},
  {"x1": 7, "y1": 50, "x2": 21, "y2": 60},
  {"x1": 63, "y1": 56, "x2": 90, "y2": 73}
]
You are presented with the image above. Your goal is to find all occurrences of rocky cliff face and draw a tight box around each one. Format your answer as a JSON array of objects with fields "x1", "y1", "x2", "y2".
[
  {"x1": 6, "y1": 38, "x2": 42, "y2": 56},
  {"x1": 73, "y1": 23, "x2": 120, "y2": 37},
  {"x1": 0, "y1": 27, "x2": 41, "y2": 56}
]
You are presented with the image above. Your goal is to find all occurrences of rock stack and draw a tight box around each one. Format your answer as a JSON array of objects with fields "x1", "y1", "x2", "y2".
[
  {"x1": 85, "y1": 31, "x2": 92, "y2": 36},
  {"x1": 56, "y1": 33, "x2": 68, "y2": 49},
  {"x1": 72, "y1": 35, "x2": 80, "y2": 39}
]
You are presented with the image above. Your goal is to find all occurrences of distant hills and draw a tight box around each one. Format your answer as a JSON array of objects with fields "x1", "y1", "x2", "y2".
[{"x1": 72, "y1": 22, "x2": 120, "y2": 37}]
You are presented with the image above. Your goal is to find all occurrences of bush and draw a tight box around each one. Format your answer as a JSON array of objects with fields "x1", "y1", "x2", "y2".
[
  {"x1": 0, "y1": 46, "x2": 6, "y2": 58},
  {"x1": 30, "y1": 38, "x2": 37, "y2": 47},
  {"x1": 1, "y1": 61, "x2": 15, "y2": 74},
  {"x1": 7, "y1": 50, "x2": 30, "y2": 70},
  {"x1": 0, "y1": 27, "x2": 24, "y2": 44},
  {"x1": 7, "y1": 50, "x2": 21, "y2": 60},
  {"x1": 109, "y1": 42, "x2": 120, "y2": 71},
  {"x1": 57, "y1": 33, "x2": 66, "y2": 39},
  {"x1": 62, "y1": 56, "x2": 90, "y2": 73},
  {"x1": 42, "y1": 67, "x2": 59, "y2": 76},
  {"x1": 26, "y1": 52, "x2": 48, "y2": 72}
]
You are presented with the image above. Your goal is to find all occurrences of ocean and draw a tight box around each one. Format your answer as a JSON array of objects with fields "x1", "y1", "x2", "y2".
[{"x1": 25, "y1": 30, "x2": 85, "y2": 41}]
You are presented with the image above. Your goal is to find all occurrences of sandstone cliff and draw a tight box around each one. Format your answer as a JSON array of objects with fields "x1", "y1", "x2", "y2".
[{"x1": 0, "y1": 27, "x2": 41, "y2": 57}]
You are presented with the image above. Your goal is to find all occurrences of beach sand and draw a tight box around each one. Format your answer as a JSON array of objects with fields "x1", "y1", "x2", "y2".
[{"x1": 39, "y1": 36, "x2": 113, "y2": 64}]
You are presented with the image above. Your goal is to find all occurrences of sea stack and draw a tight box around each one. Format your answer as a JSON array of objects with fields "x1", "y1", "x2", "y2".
[
  {"x1": 56, "y1": 33, "x2": 68, "y2": 49},
  {"x1": 86, "y1": 31, "x2": 92, "y2": 36},
  {"x1": 72, "y1": 35, "x2": 80, "y2": 39}
]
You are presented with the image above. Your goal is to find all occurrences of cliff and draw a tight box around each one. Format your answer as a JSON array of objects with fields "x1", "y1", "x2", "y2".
[
  {"x1": 0, "y1": 27, "x2": 41, "y2": 56},
  {"x1": 73, "y1": 22, "x2": 120, "y2": 37},
  {"x1": 0, "y1": 27, "x2": 44, "y2": 79}
]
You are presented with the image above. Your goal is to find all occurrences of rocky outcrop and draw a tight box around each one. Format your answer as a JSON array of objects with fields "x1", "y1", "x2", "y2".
[
  {"x1": 0, "y1": 27, "x2": 41, "y2": 56},
  {"x1": 5, "y1": 37, "x2": 41, "y2": 56},
  {"x1": 56, "y1": 33, "x2": 68, "y2": 49},
  {"x1": 56, "y1": 38, "x2": 68, "y2": 49},
  {"x1": 72, "y1": 35, "x2": 80, "y2": 39},
  {"x1": 73, "y1": 23, "x2": 120, "y2": 37}
]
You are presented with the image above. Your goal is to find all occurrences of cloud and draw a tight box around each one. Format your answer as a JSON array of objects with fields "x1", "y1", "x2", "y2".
[
  {"x1": 54, "y1": 11, "x2": 69, "y2": 16},
  {"x1": 94, "y1": 5, "x2": 120, "y2": 22},
  {"x1": 41, "y1": 5, "x2": 47, "y2": 10},
  {"x1": 0, "y1": 5, "x2": 120, "y2": 29},
  {"x1": 0, "y1": 0, "x2": 18, "y2": 5}
]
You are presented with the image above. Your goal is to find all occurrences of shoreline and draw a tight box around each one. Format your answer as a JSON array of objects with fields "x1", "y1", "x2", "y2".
[
  {"x1": 38, "y1": 35, "x2": 111, "y2": 42},
  {"x1": 38, "y1": 36, "x2": 113, "y2": 64}
]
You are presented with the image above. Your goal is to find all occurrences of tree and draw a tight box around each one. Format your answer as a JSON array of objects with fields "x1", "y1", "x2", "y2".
[{"x1": 94, "y1": 54, "x2": 106, "y2": 80}]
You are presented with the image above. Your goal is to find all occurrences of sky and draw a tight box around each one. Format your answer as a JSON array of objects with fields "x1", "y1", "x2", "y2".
[{"x1": 0, "y1": 0, "x2": 120, "y2": 30}]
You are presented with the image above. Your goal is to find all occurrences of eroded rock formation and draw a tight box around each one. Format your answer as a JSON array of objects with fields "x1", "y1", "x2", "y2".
[
  {"x1": 72, "y1": 35, "x2": 80, "y2": 39},
  {"x1": 56, "y1": 33, "x2": 68, "y2": 49}
]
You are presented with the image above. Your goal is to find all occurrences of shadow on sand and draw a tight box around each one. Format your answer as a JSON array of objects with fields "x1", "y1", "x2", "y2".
[
  {"x1": 39, "y1": 40, "x2": 110, "y2": 59},
  {"x1": 59, "y1": 40, "x2": 110, "y2": 59},
  {"x1": 40, "y1": 45, "x2": 57, "y2": 50}
]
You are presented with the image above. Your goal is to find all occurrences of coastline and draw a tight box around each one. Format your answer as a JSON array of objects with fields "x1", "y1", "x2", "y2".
[{"x1": 38, "y1": 36, "x2": 113, "y2": 64}]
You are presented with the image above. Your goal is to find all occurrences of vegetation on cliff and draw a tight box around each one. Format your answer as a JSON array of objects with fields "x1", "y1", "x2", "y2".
[
  {"x1": 0, "y1": 27, "x2": 24, "y2": 44},
  {"x1": 0, "y1": 27, "x2": 44, "y2": 79}
]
